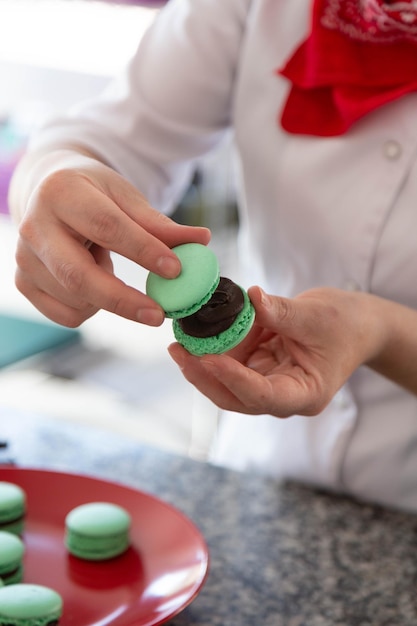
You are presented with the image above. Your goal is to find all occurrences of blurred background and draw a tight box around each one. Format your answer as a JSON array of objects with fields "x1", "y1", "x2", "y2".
[{"x1": 0, "y1": 0, "x2": 239, "y2": 460}]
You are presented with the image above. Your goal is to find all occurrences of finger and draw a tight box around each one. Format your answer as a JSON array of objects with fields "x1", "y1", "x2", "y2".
[
  {"x1": 103, "y1": 172, "x2": 211, "y2": 247},
  {"x1": 225, "y1": 324, "x2": 274, "y2": 363},
  {"x1": 169, "y1": 343, "x2": 283, "y2": 415},
  {"x1": 248, "y1": 286, "x2": 298, "y2": 333},
  {"x1": 52, "y1": 181, "x2": 181, "y2": 278},
  {"x1": 201, "y1": 353, "x2": 322, "y2": 417},
  {"x1": 15, "y1": 240, "x2": 103, "y2": 311},
  {"x1": 15, "y1": 242, "x2": 101, "y2": 326},
  {"x1": 199, "y1": 353, "x2": 283, "y2": 415},
  {"x1": 169, "y1": 342, "x2": 319, "y2": 417},
  {"x1": 35, "y1": 227, "x2": 165, "y2": 325},
  {"x1": 14, "y1": 276, "x2": 98, "y2": 327},
  {"x1": 45, "y1": 174, "x2": 210, "y2": 278},
  {"x1": 168, "y1": 343, "x2": 249, "y2": 413},
  {"x1": 15, "y1": 267, "x2": 95, "y2": 318}
]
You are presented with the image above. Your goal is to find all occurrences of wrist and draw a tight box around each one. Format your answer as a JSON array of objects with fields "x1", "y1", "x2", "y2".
[
  {"x1": 358, "y1": 293, "x2": 391, "y2": 364},
  {"x1": 362, "y1": 293, "x2": 417, "y2": 391}
]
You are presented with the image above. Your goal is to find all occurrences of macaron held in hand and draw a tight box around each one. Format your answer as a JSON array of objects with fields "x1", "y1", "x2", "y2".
[{"x1": 146, "y1": 243, "x2": 255, "y2": 356}]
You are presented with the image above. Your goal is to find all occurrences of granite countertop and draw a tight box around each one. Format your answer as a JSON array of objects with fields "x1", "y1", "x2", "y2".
[{"x1": 1, "y1": 407, "x2": 417, "y2": 626}]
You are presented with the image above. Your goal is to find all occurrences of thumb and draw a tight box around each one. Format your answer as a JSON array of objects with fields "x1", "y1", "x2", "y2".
[{"x1": 248, "y1": 286, "x2": 301, "y2": 335}]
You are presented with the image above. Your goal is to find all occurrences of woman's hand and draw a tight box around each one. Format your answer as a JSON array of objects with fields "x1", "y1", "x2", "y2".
[
  {"x1": 168, "y1": 285, "x2": 409, "y2": 417},
  {"x1": 10, "y1": 148, "x2": 210, "y2": 327}
]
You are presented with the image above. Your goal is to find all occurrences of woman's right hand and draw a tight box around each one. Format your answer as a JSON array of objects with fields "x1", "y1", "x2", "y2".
[{"x1": 10, "y1": 148, "x2": 210, "y2": 327}]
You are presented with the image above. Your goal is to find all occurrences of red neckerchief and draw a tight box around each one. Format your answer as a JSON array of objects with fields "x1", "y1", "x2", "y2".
[{"x1": 278, "y1": 0, "x2": 417, "y2": 136}]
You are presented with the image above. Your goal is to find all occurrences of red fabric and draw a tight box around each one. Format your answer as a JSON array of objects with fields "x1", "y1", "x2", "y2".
[{"x1": 278, "y1": 0, "x2": 417, "y2": 136}]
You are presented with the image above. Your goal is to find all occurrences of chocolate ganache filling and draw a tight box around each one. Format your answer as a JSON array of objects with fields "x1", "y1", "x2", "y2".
[{"x1": 178, "y1": 277, "x2": 245, "y2": 338}]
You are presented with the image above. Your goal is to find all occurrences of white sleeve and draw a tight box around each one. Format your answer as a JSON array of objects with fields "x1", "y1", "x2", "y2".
[{"x1": 28, "y1": 0, "x2": 251, "y2": 213}]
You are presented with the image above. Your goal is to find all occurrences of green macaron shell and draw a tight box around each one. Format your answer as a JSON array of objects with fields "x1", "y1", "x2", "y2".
[
  {"x1": 65, "y1": 502, "x2": 131, "y2": 561},
  {"x1": 0, "y1": 532, "x2": 25, "y2": 585},
  {"x1": 146, "y1": 244, "x2": 220, "y2": 319},
  {"x1": 0, "y1": 518, "x2": 25, "y2": 537},
  {"x1": 0, "y1": 482, "x2": 26, "y2": 524},
  {"x1": 66, "y1": 535, "x2": 129, "y2": 561},
  {"x1": 1, "y1": 564, "x2": 24, "y2": 586},
  {"x1": 173, "y1": 286, "x2": 255, "y2": 356},
  {"x1": 0, "y1": 584, "x2": 63, "y2": 625}
]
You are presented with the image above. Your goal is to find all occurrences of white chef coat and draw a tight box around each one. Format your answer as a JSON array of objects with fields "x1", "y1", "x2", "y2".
[{"x1": 29, "y1": 0, "x2": 417, "y2": 512}]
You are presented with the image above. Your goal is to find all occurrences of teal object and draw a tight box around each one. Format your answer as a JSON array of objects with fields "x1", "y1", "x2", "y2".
[
  {"x1": 0, "y1": 532, "x2": 24, "y2": 585},
  {"x1": 146, "y1": 243, "x2": 255, "y2": 356},
  {"x1": 0, "y1": 313, "x2": 80, "y2": 368},
  {"x1": 173, "y1": 286, "x2": 255, "y2": 356},
  {"x1": 146, "y1": 243, "x2": 220, "y2": 318},
  {"x1": 0, "y1": 482, "x2": 26, "y2": 526},
  {"x1": 65, "y1": 502, "x2": 131, "y2": 561},
  {"x1": 0, "y1": 584, "x2": 63, "y2": 625}
]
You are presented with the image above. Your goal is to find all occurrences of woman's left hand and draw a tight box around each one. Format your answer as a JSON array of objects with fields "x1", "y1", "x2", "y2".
[{"x1": 168, "y1": 285, "x2": 385, "y2": 418}]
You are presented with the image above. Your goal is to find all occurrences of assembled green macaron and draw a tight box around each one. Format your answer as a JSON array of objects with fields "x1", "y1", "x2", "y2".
[
  {"x1": 0, "y1": 531, "x2": 25, "y2": 585},
  {"x1": 146, "y1": 243, "x2": 255, "y2": 356},
  {"x1": 0, "y1": 482, "x2": 26, "y2": 536},
  {"x1": 65, "y1": 502, "x2": 131, "y2": 561},
  {"x1": 0, "y1": 584, "x2": 63, "y2": 626}
]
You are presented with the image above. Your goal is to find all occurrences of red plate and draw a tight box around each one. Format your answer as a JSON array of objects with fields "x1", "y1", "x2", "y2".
[{"x1": 0, "y1": 467, "x2": 209, "y2": 625}]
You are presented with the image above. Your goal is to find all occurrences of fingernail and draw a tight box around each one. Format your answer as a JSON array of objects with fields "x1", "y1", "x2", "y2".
[
  {"x1": 157, "y1": 255, "x2": 181, "y2": 278},
  {"x1": 168, "y1": 344, "x2": 185, "y2": 369},
  {"x1": 197, "y1": 227, "x2": 212, "y2": 242},
  {"x1": 259, "y1": 288, "x2": 271, "y2": 308},
  {"x1": 137, "y1": 308, "x2": 164, "y2": 326}
]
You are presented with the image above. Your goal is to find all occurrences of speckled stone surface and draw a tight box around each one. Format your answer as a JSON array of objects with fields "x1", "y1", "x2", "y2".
[{"x1": 1, "y1": 407, "x2": 417, "y2": 625}]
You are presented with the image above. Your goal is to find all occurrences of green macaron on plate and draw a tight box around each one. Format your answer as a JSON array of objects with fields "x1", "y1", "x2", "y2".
[
  {"x1": 65, "y1": 502, "x2": 131, "y2": 561},
  {"x1": 0, "y1": 481, "x2": 26, "y2": 535},
  {"x1": 146, "y1": 243, "x2": 255, "y2": 355},
  {"x1": 0, "y1": 467, "x2": 208, "y2": 626},
  {"x1": 0, "y1": 531, "x2": 24, "y2": 585},
  {"x1": 0, "y1": 584, "x2": 63, "y2": 626}
]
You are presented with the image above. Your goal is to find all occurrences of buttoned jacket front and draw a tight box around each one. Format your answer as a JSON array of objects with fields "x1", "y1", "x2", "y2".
[{"x1": 31, "y1": 0, "x2": 417, "y2": 511}]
